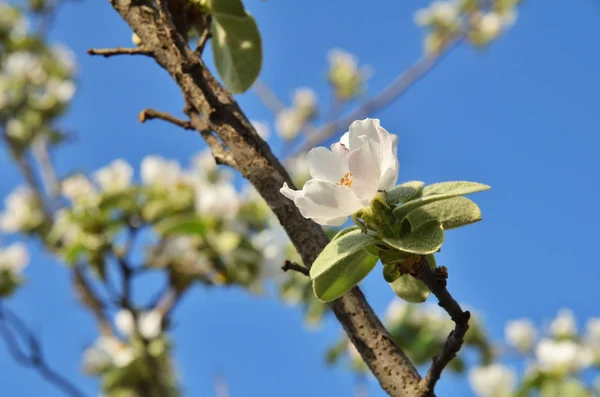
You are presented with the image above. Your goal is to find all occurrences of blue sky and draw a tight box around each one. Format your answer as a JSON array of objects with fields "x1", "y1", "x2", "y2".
[{"x1": 1, "y1": 0, "x2": 600, "y2": 396}]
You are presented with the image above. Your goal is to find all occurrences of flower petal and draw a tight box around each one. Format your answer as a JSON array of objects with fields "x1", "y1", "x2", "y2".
[
  {"x1": 294, "y1": 180, "x2": 362, "y2": 225},
  {"x1": 348, "y1": 136, "x2": 382, "y2": 204},
  {"x1": 306, "y1": 146, "x2": 349, "y2": 184},
  {"x1": 280, "y1": 182, "x2": 303, "y2": 201}
]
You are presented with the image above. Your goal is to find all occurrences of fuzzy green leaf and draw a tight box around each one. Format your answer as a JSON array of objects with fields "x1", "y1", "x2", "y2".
[
  {"x1": 393, "y1": 181, "x2": 489, "y2": 224},
  {"x1": 407, "y1": 196, "x2": 482, "y2": 230},
  {"x1": 310, "y1": 229, "x2": 378, "y2": 302},
  {"x1": 390, "y1": 274, "x2": 429, "y2": 303},
  {"x1": 383, "y1": 264, "x2": 401, "y2": 283},
  {"x1": 383, "y1": 181, "x2": 425, "y2": 205},
  {"x1": 383, "y1": 220, "x2": 444, "y2": 255},
  {"x1": 312, "y1": 249, "x2": 378, "y2": 302},
  {"x1": 211, "y1": 11, "x2": 262, "y2": 93},
  {"x1": 206, "y1": 0, "x2": 245, "y2": 16}
]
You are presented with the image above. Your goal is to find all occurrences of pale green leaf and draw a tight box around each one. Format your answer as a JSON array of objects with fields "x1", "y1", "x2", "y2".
[
  {"x1": 206, "y1": 0, "x2": 245, "y2": 16},
  {"x1": 407, "y1": 196, "x2": 482, "y2": 230},
  {"x1": 310, "y1": 229, "x2": 378, "y2": 302},
  {"x1": 211, "y1": 11, "x2": 262, "y2": 93},
  {"x1": 312, "y1": 249, "x2": 378, "y2": 302},
  {"x1": 393, "y1": 181, "x2": 489, "y2": 223},
  {"x1": 390, "y1": 274, "x2": 429, "y2": 303},
  {"x1": 383, "y1": 220, "x2": 444, "y2": 255},
  {"x1": 383, "y1": 181, "x2": 425, "y2": 205}
]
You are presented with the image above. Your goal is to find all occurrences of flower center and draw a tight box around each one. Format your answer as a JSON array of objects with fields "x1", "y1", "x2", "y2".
[{"x1": 337, "y1": 172, "x2": 353, "y2": 188}]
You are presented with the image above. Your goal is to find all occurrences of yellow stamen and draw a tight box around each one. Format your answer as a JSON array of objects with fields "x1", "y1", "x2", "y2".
[{"x1": 337, "y1": 172, "x2": 353, "y2": 188}]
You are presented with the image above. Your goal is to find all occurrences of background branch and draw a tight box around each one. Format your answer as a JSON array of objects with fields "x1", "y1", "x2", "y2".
[{"x1": 0, "y1": 303, "x2": 87, "y2": 397}]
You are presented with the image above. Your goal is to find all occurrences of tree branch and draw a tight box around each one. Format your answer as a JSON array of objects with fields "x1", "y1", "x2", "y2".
[
  {"x1": 281, "y1": 260, "x2": 309, "y2": 276},
  {"x1": 73, "y1": 266, "x2": 113, "y2": 336},
  {"x1": 87, "y1": 47, "x2": 153, "y2": 57},
  {"x1": 138, "y1": 108, "x2": 194, "y2": 130},
  {"x1": 106, "y1": 2, "x2": 423, "y2": 395},
  {"x1": 296, "y1": 38, "x2": 464, "y2": 154},
  {"x1": 0, "y1": 303, "x2": 87, "y2": 397},
  {"x1": 413, "y1": 258, "x2": 470, "y2": 396}
]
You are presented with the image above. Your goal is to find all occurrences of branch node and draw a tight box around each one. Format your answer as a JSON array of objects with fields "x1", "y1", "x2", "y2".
[{"x1": 281, "y1": 260, "x2": 309, "y2": 277}]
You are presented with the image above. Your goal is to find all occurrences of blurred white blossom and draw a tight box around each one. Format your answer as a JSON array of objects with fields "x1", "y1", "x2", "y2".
[
  {"x1": 62, "y1": 174, "x2": 96, "y2": 202},
  {"x1": 275, "y1": 108, "x2": 302, "y2": 140},
  {"x1": 0, "y1": 242, "x2": 29, "y2": 278},
  {"x1": 51, "y1": 44, "x2": 76, "y2": 74},
  {"x1": 535, "y1": 339, "x2": 592, "y2": 373},
  {"x1": 505, "y1": 318, "x2": 537, "y2": 352},
  {"x1": 550, "y1": 309, "x2": 577, "y2": 338},
  {"x1": 82, "y1": 336, "x2": 135, "y2": 373},
  {"x1": 0, "y1": 186, "x2": 44, "y2": 233},
  {"x1": 6, "y1": 119, "x2": 28, "y2": 140},
  {"x1": 141, "y1": 155, "x2": 185, "y2": 187},
  {"x1": 414, "y1": 1, "x2": 460, "y2": 28},
  {"x1": 292, "y1": 87, "x2": 317, "y2": 119},
  {"x1": 385, "y1": 300, "x2": 409, "y2": 323},
  {"x1": 46, "y1": 78, "x2": 76, "y2": 103},
  {"x1": 3, "y1": 51, "x2": 46, "y2": 82},
  {"x1": 327, "y1": 49, "x2": 363, "y2": 100},
  {"x1": 93, "y1": 159, "x2": 133, "y2": 193},
  {"x1": 468, "y1": 364, "x2": 516, "y2": 397},
  {"x1": 115, "y1": 309, "x2": 163, "y2": 340},
  {"x1": 476, "y1": 12, "x2": 504, "y2": 41},
  {"x1": 252, "y1": 225, "x2": 289, "y2": 282},
  {"x1": 195, "y1": 181, "x2": 240, "y2": 220}
]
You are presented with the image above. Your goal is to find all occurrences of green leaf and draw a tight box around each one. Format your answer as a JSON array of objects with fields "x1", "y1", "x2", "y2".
[
  {"x1": 383, "y1": 263, "x2": 401, "y2": 283},
  {"x1": 211, "y1": 11, "x2": 262, "y2": 93},
  {"x1": 383, "y1": 220, "x2": 444, "y2": 255},
  {"x1": 331, "y1": 226, "x2": 360, "y2": 241},
  {"x1": 155, "y1": 215, "x2": 206, "y2": 236},
  {"x1": 383, "y1": 181, "x2": 425, "y2": 205},
  {"x1": 390, "y1": 274, "x2": 430, "y2": 303},
  {"x1": 310, "y1": 229, "x2": 378, "y2": 302},
  {"x1": 313, "y1": 250, "x2": 378, "y2": 302},
  {"x1": 206, "y1": 0, "x2": 246, "y2": 16},
  {"x1": 407, "y1": 196, "x2": 482, "y2": 230},
  {"x1": 393, "y1": 181, "x2": 489, "y2": 223}
]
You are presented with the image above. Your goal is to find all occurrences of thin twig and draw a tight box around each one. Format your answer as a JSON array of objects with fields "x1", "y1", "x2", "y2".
[
  {"x1": 252, "y1": 79, "x2": 286, "y2": 115},
  {"x1": 0, "y1": 304, "x2": 87, "y2": 397},
  {"x1": 296, "y1": 38, "x2": 464, "y2": 154},
  {"x1": 138, "y1": 108, "x2": 194, "y2": 130},
  {"x1": 72, "y1": 266, "x2": 113, "y2": 336},
  {"x1": 87, "y1": 47, "x2": 153, "y2": 58},
  {"x1": 195, "y1": 17, "x2": 212, "y2": 55},
  {"x1": 281, "y1": 260, "x2": 309, "y2": 276},
  {"x1": 413, "y1": 258, "x2": 470, "y2": 396},
  {"x1": 31, "y1": 136, "x2": 61, "y2": 201}
]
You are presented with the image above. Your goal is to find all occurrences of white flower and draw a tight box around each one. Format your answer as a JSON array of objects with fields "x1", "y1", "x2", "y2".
[
  {"x1": 195, "y1": 181, "x2": 240, "y2": 220},
  {"x1": 47, "y1": 78, "x2": 76, "y2": 103},
  {"x1": 468, "y1": 364, "x2": 516, "y2": 397},
  {"x1": 275, "y1": 108, "x2": 302, "y2": 140},
  {"x1": 82, "y1": 336, "x2": 135, "y2": 373},
  {"x1": 51, "y1": 45, "x2": 76, "y2": 74},
  {"x1": 115, "y1": 309, "x2": 163, "y2": 340},
  {"x1": 293, "y1": 87, "x2": 317, "y2": 118},
  {"x1": 505, "y1": 318, "x2": 537, "y2": 352},
  {"x1": 586, "y1": 318, "x2": 600, "y2": 343},
  {"x1": 550, "y1": 309, "x2": 577, "y2": 338},
  {"x1": 141, "y1": 155, "x2": 185, "y2": 187},
  {"x1": 62, "y1": 174, "x2": 96, "y2": 201},
  {"x1": 3, "y1": 52, "x2": 46, "y2": 83},
  {"x1": 281, "y1": 118, "x2": 399, "y2": 226},
  {"x1": 0, "y1": 243, "x2": 29, "y2": 277},
  {"x1": 0, "y1": 186, "x2": 44, "y2": 233},
  {"x1": 327, "y1": 49, "x2": 358, "y2": 75},
  {"x1": 252, "y1": 226, "x2": 289, "y2": 281},
  {"x1": 251, "y1": 120, "x2": 270, "y2": 141},
  {"x1": 93, "y1": 159, "x2": 133, "y2": 193},
  {"x1": 6, "y1": 119, "x2": 28, "y2": 140},
  {"x1": 477, "y1": 12, "x2": 504, "y2": 40},
  {"x1": 415, "y1": 1, "x2": 459, "y2": 28},
  {"x1": 535, "y1": 339, "x2": 592, "y2": 373}
]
